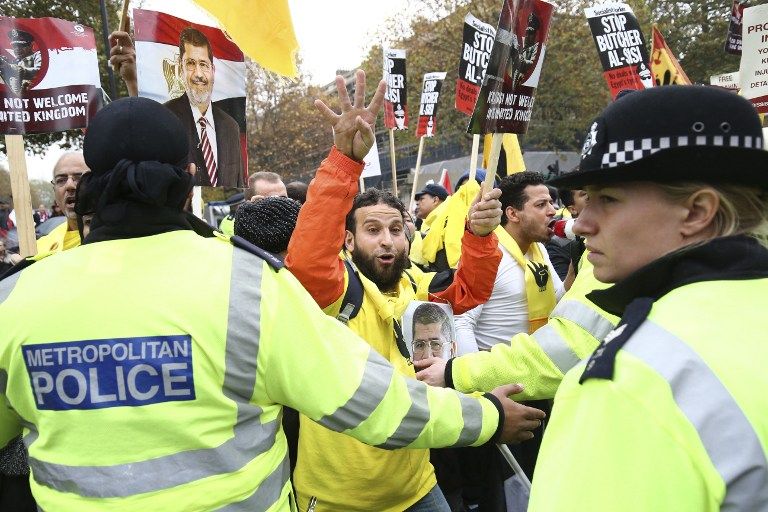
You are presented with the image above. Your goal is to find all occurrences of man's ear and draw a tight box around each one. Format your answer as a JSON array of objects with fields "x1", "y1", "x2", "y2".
[
  {"x1": 344, "y1": 230, "x2": 355, "y2": 253},
  {"x1": 505, "y1": 205, "x2": 520, "y2": 224},
  {"x1": 186, "y1": 163, "x2": 197, "y2": 177}
]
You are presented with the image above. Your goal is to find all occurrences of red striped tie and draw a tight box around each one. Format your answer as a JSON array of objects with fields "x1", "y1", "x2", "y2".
[{"x1": 198, "y1": 117, "x2": 218, "y2": 187}]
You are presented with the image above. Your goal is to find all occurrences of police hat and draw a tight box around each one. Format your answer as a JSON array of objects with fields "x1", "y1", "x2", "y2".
[
  {"x1": 84, "y1": 97, "x2": 189, "y2": 175},
  {"x1": 9, "y1": 29, "x2": 33, "y2": 45},
  {"x1": 549, "y1": 86, "x2": 768, "y2": 190},
  {"x1": 415, "y1": 183, "x2": 449, "y2": 201}
]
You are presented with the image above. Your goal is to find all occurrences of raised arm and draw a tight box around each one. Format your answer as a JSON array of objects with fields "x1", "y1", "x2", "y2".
[
  {"x1": 427, "y1": 189, "x2": 503, "y2": 314},
  {"x1": 285, "y1": 70, "x2": 386, "y2": 308}
]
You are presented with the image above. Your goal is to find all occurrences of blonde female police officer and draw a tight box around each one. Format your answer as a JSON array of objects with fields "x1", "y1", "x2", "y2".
[{"x1": 528, "y1": 86, "x2": 768, "y2": 511}]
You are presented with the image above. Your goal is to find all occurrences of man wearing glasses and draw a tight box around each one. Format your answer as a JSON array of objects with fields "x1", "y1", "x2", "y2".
[
  {"x1": 412, "y1": 302, "x2": 456, "y2": 362},
  {"x1": 37, "y1": 153, "x2": 89, "y2": 253},
  {"x1": 163, "y1": 27, "x2": 243, "y2": 188}
]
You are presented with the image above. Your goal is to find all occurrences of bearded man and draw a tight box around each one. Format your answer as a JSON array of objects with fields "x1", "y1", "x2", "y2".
[
  {"x1": 286, "y1": 70, "x2": 544, "y2": 512},
  {"x1": 164, "y1": 27, "x2": 242, "y2": 187}
]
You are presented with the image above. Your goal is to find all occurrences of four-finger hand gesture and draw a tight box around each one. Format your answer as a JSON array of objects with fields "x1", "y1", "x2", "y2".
[{"x1": 315, "y1": 69, "x2": 386, "y2": 161}]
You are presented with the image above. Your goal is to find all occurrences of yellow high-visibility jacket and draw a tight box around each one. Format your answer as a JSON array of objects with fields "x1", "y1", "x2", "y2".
[
  {"x1": 0, "y1": 230, "x2": 503, "y2": 512},
  {"x1": 449, "y1": 257, "x2": 618, "y2": 400},
  {"x1": 530, "y1": 236, "x2": 768, "y2": 510}
]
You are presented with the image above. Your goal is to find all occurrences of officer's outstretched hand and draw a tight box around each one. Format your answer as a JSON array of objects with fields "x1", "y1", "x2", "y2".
[
  {"x1": 315, "y1": 69, "x2": 387, "y2": 161},
  {"x1": 468, "y1": 188, "x2": 502, "y2": 237},
  {"x1": 492, "y1": 383, "x2": 546, "y2": 444},
  {"x1": 414, "y1": 356, "x2": 448, "y2": 387}
]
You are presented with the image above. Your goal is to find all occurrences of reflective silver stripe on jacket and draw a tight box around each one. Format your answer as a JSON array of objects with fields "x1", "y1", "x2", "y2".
[
  {"x1": 625, "y1": 321, "x2": 768, "y2": 511},
  {"x1": 316, "y1": 349, "x2": 394, "y2": 432},
  {"x1": 375, "y1": 378, "x2": 429, "y2": 449},
  {"x1": 533, "y1": 299, "x2": 615, "y2": 374},
  {"x1": 217, "y1": 455, "x2": 291, "y2": 511},
  {"x1": 30, "y1": 250, "x2": 283, "y2": 504},
  {"x1": 0, "y1": 271, "x2": 21, "y2": 305}
]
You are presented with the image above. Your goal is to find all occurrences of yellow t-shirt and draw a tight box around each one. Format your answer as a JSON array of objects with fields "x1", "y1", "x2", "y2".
[
  {"x1": 36, "y1": 221, "x2": 80, "y2": 254},
  {"x1": 294, "y1": 265, "x2": 437, "y2": 512}
]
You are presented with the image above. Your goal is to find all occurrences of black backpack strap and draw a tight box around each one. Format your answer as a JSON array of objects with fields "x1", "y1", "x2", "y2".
[{"x1": 337, "y1": 259, "x2": 364, "y2": 325}]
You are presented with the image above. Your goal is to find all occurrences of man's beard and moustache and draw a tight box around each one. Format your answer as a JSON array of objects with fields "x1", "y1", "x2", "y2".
[
  {"x1": 187, "y1": 76, "x2": 212, "y2": 107},
  {"x1": 351, "y1": 243, "x2": 410, "y2": 293}
]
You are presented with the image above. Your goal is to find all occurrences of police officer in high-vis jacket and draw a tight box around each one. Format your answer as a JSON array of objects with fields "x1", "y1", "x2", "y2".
[
  {"x1": 528, "y1": 86, "x2": 768, "y2": 510},
  {"x1": 0, "y1": 98, "x2": 543, "y2": 511}
]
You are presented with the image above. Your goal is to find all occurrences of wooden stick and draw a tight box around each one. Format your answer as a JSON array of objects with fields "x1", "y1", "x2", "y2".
[
  {"x1": 409, "y1": 136, "x2": 426, "y2": 211},
  {"x1": 5, "y1": 135, "x2": 36, "y2": 257},
  {"x1": 468, "y1": 134, "x2": 480, "y2": 185},
  {"x1": 119, "y1": 0, "x2": 131, "y2": 33},
  {"x1": 388, "y1": 129, "x2": 397, "y2": 196},
  {"x1": 483, "y1": 133, "x2": 503, "y2": 194}
]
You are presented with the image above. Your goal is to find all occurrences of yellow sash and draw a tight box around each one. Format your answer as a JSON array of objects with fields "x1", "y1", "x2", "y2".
[{"x1": 494, "y1": 226, "x2": 556, "y2": 333}]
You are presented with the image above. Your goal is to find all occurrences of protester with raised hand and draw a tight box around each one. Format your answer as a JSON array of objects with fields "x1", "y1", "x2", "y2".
[{"x1": 286, "y1": 69, "x2": 544, "y2": 512}]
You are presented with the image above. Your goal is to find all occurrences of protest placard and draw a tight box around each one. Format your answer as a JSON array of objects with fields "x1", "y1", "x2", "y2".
[
  {"x1": 134, "y1": 8, "x2": 247, "y2": 188},
  {"x1": 416, "y1": 72, "x2": 447, "y2": 137},
  {"x1": 383, "y1": 48, "x2": 407, "y2": 195},
  {"x1": 726, "y1": 0, "x2": 748, "y2": 55},
  {"x1": 467, "y1": 0, "x2": 554, "y2": 136},
  {"x1": 584, "y1": 3, "x2": 651, "y2": 99},
  {"x1": 739, "y1": 3, "x2": 768, "y2": 113},
  {"x1": 0, "y1": 17, "x2": 102, "y2": 135},
  {"x1": 467, "y1": 0, "x2": 554, "y2": 192},
  {"x1": 711, "y1": 71, "x2": 741, "y2": 91},
  {"x1": 456, "y1": 13, "x2": 496, "y2": 116},
  {"x1": 0, "y1": 16, "x2": 103, "y2": 257}
]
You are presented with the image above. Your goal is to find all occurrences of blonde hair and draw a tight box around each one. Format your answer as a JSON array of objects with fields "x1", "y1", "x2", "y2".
[{"x1": 658, "y1": 182, "x2": 768, "y2": 247}]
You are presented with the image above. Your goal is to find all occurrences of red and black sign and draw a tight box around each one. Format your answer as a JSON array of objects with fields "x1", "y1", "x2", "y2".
[
  {"x1": 467, "y1": 0, "x2": 555, "y2": 135},
  {"x1": 585, "y1": 3, "x2": 652, "y2": 99},
  {"x1": 383, "y1": 48, "x2": 408, "y2": 131},
  {"x1": 456, "y1": 13, "x2": 496, "y2": 116},
  {"x1": 0, "y1": 17, "x2": 102, "y2": 135},
  {"x1": 725, "y1": 0, "x2": 748, "y2": 55},
  {"x1": 416, "y1": 72, "x2": 447, "y2": 137}
]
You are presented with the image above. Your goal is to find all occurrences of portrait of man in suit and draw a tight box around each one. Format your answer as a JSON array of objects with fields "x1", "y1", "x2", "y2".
[{"x1": 164, "y1": 27, "x2": 243, "y2": 188}]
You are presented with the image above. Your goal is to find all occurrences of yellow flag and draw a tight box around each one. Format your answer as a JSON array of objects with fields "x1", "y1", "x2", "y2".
[
  {"x1": 483, "y1": 133, "x2": 526, "y2": 176},
  {"x1": 193, "y1": 0, "x2": 299, "y2": 78},
  {"x1": 650, "y1": 25, "x2": 691, "y2": 86}
]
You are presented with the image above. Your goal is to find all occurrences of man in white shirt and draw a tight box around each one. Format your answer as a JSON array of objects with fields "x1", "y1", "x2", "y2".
[{"x1": 455, "y1": 172, "x2": 564, "y2": 354}]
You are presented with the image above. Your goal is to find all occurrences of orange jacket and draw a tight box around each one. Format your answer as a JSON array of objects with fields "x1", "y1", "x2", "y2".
[{"x1": 286, "y1": 146, "x2": 501, "y2": 313}]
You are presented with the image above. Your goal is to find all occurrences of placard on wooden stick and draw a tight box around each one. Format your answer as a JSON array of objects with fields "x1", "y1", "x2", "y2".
[{"x1": 5, "y1": 135, "x2": 36, "y2": 257}]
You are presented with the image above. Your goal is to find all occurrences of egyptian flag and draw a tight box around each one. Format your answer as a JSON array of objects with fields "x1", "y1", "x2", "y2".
[{"x1": 133, "y1": 8, "x2": 247, "y2": 181}]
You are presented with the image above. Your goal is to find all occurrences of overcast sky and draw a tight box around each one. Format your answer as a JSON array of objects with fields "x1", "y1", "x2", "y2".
[{"x1": 19, "y1": 0, "x2": 410, "y2": 180}]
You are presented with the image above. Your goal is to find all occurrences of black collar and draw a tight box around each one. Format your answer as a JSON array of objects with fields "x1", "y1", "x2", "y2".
[{"x1": 587, "y1": 236, "x2": 768, "y2": 317}]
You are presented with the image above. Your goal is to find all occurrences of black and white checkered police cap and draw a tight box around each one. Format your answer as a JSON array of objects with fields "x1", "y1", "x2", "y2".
[{"x1": 548, "y1": 86, "x2": 768, "y2": 190}]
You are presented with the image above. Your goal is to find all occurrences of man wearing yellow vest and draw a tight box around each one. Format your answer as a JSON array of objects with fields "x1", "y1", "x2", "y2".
[
  {"x1": 0, "y1": 96, "x2": 543, "y2": 511},
  {"x1": 286, "y1": 70, "x2": 546, "y2": 511},
  {"x1": 37, "y1": 152, "x2": 90, "y2": 253}
]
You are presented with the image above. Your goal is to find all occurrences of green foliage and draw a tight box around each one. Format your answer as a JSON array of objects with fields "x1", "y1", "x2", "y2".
[{"x1": 245, "y1": 61, "x2": 337, "y2": 181}]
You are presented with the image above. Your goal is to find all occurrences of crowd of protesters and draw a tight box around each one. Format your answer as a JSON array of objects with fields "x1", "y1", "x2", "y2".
[{"x1": 0, "y1": 25, "x2": 766, "y2": 512}]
